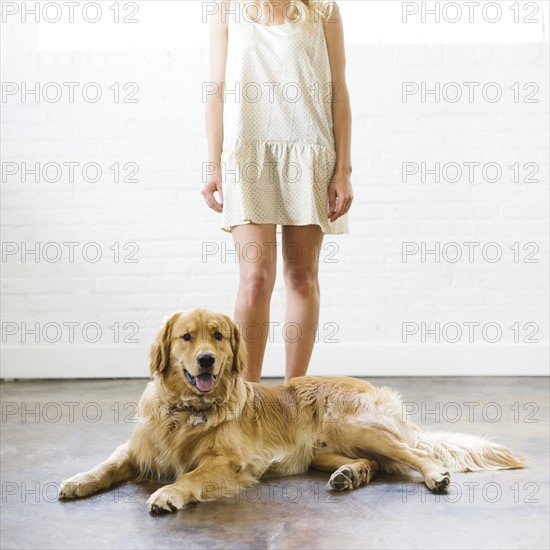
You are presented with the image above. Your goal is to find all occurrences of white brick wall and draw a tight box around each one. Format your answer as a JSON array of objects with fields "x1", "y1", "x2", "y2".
[{"x1": 1, "y1": 17, "x2": 548, "y2": 377}]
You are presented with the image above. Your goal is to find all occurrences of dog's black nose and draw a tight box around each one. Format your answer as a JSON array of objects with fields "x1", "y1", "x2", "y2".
[{"x1": 197, "y1": 353, "x2": 215, "y2": 369}]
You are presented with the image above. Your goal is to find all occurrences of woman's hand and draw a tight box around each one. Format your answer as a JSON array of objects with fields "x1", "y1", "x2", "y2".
[
  {"x1": 327, "y1": 171, "x2": 353, "y2": 222},
  {"x1": 201, "y1": 175, "x2": 224, "y2": 213}
]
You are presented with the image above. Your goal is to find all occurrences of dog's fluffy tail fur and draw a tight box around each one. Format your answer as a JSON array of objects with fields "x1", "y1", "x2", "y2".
[{"x1": 414, "y1": 431, "x2": 526, "y2": 472}]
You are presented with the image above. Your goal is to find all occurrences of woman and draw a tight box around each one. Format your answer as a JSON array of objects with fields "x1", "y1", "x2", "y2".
[{"x1": 202, "y1": 0, "x2": 353, "y2": 382}]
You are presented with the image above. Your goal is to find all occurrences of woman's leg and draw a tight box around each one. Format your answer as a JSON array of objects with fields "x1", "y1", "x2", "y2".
[
  {"x1": 231, "y1": 223, "x2": 277, "y2": 383},
  {"x1": 282, "y1": 224, "x2": 324, "y2": 382}
]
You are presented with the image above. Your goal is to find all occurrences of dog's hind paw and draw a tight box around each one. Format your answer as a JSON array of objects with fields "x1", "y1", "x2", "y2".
[
  {"x1": 426, "y1": 471, "x2": 451, "y2": 493},
  {"x1": 327, "y1": 467, "x2": 355, "y2": 492}
]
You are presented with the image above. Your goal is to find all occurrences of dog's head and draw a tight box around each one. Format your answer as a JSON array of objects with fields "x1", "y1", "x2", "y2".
[{"x1": 149, "y1": 309, "x2": 246, "y2": 396}]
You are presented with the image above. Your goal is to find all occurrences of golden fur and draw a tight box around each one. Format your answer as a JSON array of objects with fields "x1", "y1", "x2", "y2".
[{"x1": 59, "y1": 308, "x2": 526, "y2": 513}]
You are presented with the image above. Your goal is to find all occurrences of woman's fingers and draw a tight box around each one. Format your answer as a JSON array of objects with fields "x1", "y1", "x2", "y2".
[
  {"x1": 208, "y1": 192, "x2": 223, "y2": 213},
  {"x1": 331, "y1": 200, "x2": 345, "y2": 222},
  {"x1": 216, "y1": 182, "x2": 224, "y2": 206},
  {"x1": 327, "y1": 186, "x2": 337, "y2": 219},
  {"x1": 201, "y1": 185, "x2": 223, "y2": 213},
  {"x1": 343, "y1": 194, "x2": 353, "y2": 215},
  {"x1": 329, "y1": 192, "x2": 353, "y2": 222}
]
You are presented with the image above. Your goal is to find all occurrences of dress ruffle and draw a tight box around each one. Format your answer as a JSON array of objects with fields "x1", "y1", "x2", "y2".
[{"x1": 221, "y1": 139, "x2": 348, "y2": 235}]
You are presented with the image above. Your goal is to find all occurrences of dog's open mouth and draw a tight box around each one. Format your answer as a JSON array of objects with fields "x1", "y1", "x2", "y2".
[{"x1": 184, "y1": 370, "x2": 218, "y2": 393}]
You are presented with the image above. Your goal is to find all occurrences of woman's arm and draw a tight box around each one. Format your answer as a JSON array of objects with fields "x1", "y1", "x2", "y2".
[
  {"x1": 323, "y1": 1, "x2": 354, "y2": 222},
  {"x1": 202, "y1": 0, "x2": 229, "y2": 213}
]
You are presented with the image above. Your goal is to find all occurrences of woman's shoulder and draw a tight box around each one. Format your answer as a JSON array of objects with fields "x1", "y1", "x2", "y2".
[
  {"x1": 210, "y1": 0, "x2": 232, "y2": 26},
  {"x1": 214, "y1": 0, "x2": 233, "y2": 13},
  {"x1": 318, "y1": 1, "x2": 340, "y2": 21}
]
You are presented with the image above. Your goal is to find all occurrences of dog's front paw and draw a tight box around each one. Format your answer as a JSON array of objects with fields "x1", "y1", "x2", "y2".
[
  {"x1": 147, "y1": 485, "x2": 188, "y2": 514},
  {"x1": 425, "y1": 471, "x2": 450, "y2": 493},
  {"x1": 327, "y1": 466, "x2": 355, "y2": 491},
  {"x1": 58, "y1": 473, "x2": 99, "y2": 499}
]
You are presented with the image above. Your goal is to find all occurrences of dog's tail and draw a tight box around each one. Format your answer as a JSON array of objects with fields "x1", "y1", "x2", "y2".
[{"x1": 415, "y1": 431, "x2": 526, "y2": 472}]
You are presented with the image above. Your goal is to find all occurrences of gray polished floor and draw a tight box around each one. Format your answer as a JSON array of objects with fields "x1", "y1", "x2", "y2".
[{"x1": 1, "y1": 377, "x2": 548, "y2": 550}]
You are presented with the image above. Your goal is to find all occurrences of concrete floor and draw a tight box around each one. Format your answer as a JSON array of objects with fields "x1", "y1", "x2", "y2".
[{"x1": 1, "y1": 377, "x2": 548, "y2": 550}]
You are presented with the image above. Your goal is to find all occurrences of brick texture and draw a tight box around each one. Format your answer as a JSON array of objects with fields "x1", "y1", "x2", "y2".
[{"x1": 1, "y1": 30, "x2": 548, "y2": 377}]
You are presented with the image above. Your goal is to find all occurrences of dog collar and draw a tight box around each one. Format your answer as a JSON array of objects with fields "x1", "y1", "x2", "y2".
[{"x1": 169, "y1": 403, "x2": 216, "y2": 425}]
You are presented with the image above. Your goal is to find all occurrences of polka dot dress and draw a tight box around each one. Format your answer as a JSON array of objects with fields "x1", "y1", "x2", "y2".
[{"x1": 221, "y1": 0, "x2": 349, "y2": 234}]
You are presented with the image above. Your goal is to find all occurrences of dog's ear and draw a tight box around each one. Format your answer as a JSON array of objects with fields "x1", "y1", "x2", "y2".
[
  {"x1": 150, "y1": 312, "x2": 180, "y2": 376},
  {"x1": 228, "y1": 318, "x2": 247, "y2": 375}
]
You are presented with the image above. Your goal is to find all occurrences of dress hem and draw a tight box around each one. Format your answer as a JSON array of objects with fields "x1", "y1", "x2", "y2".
[{"x1": 221, "y1": 219, "x2": 349, "y2": 235}]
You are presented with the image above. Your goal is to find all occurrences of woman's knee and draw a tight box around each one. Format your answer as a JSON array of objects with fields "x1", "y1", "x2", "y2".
[
  {"x1": 283, "y1": 266, "x2": 319, "y2": 297},
  {"x1": 239, "y1": 266, "x2": 276, "y2": 303}
]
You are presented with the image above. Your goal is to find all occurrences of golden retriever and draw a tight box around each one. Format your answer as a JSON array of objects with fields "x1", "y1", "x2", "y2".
[{"x1": 59, "y1": 308, "x2": 526, "y2": 513}]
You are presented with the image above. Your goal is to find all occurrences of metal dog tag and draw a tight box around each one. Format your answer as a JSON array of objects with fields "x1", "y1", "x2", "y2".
[{"x1": 191, "y1": 413, "x2": 207, "y2": 425}]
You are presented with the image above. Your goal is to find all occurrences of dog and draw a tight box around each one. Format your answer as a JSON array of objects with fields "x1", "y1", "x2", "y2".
[{"x1": 59, "y1": 308, "x2": 526, "y2": 513}]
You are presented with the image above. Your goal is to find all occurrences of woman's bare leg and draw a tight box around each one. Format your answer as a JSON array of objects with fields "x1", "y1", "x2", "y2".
[
  {"x1": 282, "y1": 224, "x2": 324, "y2": 382},
  {"x1": 231, "y1": 223, "x2": 277, "y2": 382}
]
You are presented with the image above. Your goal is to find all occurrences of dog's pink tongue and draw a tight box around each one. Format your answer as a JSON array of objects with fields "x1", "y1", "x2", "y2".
[{"x1": 195, "y1": 374, "x2": 215, "y2": 392}]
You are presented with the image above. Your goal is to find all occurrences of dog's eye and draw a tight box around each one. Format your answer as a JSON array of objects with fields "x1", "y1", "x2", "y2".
[
  {"x1": 182, "y1": 333, "x2": 192, "y2": 341},
  {"x1": 214, "y1": 331, "x2": 223, "y2": 341}
]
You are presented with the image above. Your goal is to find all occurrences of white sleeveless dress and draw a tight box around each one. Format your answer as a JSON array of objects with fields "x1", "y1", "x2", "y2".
[{"x1": 221, "y1": 0, "x2": 349, "y2": 234}]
